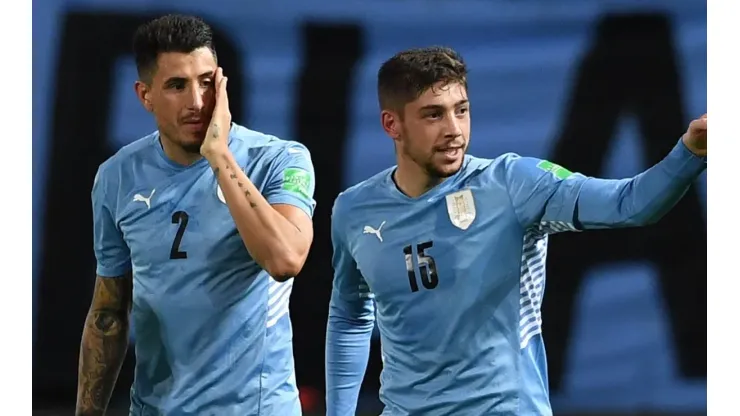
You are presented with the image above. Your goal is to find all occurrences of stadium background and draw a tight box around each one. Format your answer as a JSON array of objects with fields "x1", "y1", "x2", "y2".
[{"x1": 32, "y1": 0, "x2": 707, "y2": 415}]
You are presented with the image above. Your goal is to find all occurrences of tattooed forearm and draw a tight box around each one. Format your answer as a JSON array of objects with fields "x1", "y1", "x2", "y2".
[
  {"x1": 76, "y1": 277, "x2": 132, "y2": 416},
  {"x1": 222, "y1": 155, "x2": 259, "y2": 208},
  {"x1": 211, "y1": 123, "x2": 220, "y2": 138},
  {"x1": 203, "y1": 145, "x2": 311, "y2": 278}
]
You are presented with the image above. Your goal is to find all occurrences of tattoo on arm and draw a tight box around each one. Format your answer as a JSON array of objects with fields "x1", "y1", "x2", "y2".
[
  {"x1": 211, "y1": 123, "x2": 219, "y2": 138},
  {"x1": 246, "y1": 195, "x2": 257, "y2": 208},
  {"x1": 223, "y1": 157, "x2": 259, "y2": 208},
  {"x1": 76, "y1": 276, "x2": 132, "y2": 416}
]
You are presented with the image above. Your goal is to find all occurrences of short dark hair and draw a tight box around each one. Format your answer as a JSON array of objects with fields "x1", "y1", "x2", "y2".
[
  {"x1": 377, "y1": 46, "x2": 468, "y2": 115},
  {"x1": 132, "y1": 14, "x2": 217, "y2": 82}
]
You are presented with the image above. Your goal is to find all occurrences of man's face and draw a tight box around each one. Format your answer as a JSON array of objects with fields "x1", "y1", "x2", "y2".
[
  {"x1": 135, "y1": 47, "x2": 218, "y2": 153},
  {"x1": 384, "y1": 81, "x2": 471, "y2": 178}
]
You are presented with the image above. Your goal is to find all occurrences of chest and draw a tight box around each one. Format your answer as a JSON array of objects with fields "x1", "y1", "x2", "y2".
[
  {"x1": 115, "y1": 167, "x2": 262, "y2": 269},
  {"x1": 348, "y1": 188, "x2": 525, "y2": 306}
]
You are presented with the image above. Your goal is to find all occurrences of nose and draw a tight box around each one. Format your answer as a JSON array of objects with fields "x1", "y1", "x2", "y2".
[
  {"x1": 444, "y1": 115, "x2": 463, "y2": 139},
  {"x1": 187, "y1": 84, "x2": 205, "y2": 111}
]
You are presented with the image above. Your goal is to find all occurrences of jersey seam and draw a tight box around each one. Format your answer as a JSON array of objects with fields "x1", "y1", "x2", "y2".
[
  {"x1": 257, "y1": 292, "x2": 269, "y2": 416},
  {"x1": 501, "y1": 163, "x2": 527, "y2": 237}
]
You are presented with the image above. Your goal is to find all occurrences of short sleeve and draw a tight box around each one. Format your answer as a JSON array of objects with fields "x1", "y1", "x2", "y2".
[
  {"x1": 263, "y1": 142, "x2": 317, "y2": 218},
  {"x1": 501, "y1": 153, "x2": 588, "y2": 233},
  {"x1": 92, "y1": 166, "x2": 131, "y2": 277}
]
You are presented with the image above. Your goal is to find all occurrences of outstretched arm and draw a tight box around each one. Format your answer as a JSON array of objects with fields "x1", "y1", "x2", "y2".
[
  {"x1": 504, "y1": 115, "x2": 707, "y2": 232},
  {"x1": 572, "y1": 138, "x2": 705, "y2": 229},
  {"x1": 504, "y1": 137, "x2": 706, "y2": 233}
]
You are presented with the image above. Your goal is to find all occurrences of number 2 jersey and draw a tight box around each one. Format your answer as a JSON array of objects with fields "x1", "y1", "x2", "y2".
[
  {"x1": 325, "y1": 139, "x2": 705, "y2": 416},
  {"x1": 92, "y1": 123, "x2": 316, "y2": 416}
]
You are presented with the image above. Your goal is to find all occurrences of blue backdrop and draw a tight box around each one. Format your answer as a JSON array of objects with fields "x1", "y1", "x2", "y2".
[{"x1": 33, "y1": 0, "x2": 706, "y2": 412}]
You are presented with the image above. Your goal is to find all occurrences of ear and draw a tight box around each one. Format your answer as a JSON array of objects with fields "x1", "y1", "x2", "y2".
[
  {"x1": 134, "y1": 80, "x2": 153, "y2": 112},
  {"x1": 380, "y1": 109, "x2": 402, "y2": 140}
]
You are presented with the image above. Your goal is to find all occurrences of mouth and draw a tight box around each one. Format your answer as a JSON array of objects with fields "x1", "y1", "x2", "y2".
[
  {"x1": 183, "y1": 120, "x2": 206, "y2": 130},
  {"x1": 436, "y1": 145, "x2": 464, "y2": 160}
]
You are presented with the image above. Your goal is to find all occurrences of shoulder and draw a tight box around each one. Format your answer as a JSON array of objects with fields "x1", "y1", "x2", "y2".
[
  {"x1": 333, "y1": 167, "x2": 394, "y2": 217},
  {"x1": 229, "y1": 123, "x2": 312, "y2": 165},
  {"x1": 331, "y1": 168, "x2": 393, "y2": 236},
  {"x1": 489, "y1": 152, "x2": 577, "y2": 182},
  {"x1": 94, "y1": 132, "x2": 159, "y2": 192},
  {"x1": 461, "y1": 152, "x2": 533, "y2": 184},
  {"x1": 470, "y1": 152, "x2": 524, "y2": 172},
  {"x1": 468, "y1": 152, "x2": 582, "y2": 202}
]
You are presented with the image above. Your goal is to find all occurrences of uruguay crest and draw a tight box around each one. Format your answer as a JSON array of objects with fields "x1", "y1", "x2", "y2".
[{"x1": 445, "y1": 189, "x2": 476, "y2": 230}]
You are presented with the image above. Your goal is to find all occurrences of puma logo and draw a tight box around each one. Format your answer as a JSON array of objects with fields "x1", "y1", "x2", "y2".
[{"x1": 133, "y1": 189, "x2": 156, "y2": 209}]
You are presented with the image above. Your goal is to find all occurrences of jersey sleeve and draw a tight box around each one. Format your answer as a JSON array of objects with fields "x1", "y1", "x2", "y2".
[
  {"x1": 263, "y1": 142, "x2": 317, "y2": 218},
  {"x1": 500, "y1": 153, "x2": 588, "y2": 233},
  {"x1": 325, "y1": 197, "x2": 376, "y2": 416},
  {"x1": 573, "y1": 138, "x2": 706, "y2": 229},
  {"x1": 92, "y1": 166, "x2": 131, "y2": 277},
  {"x1": 501, "y1": 138, "x2": 706, "y2": 233}
]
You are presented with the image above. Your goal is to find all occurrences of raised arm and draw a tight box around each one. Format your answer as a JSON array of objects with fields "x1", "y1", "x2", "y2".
[
  {"x1": 77, "y1": 166, "x2": 133, "y2": 415},
  {"x1": 201, "y1": 69, "x2": 316, "y2": 281},
  {"x1": 76, "y1": 275, "x2": 132, "y2": 416},
  {"x1": 207, "y1": 140, "x2": 316, "y2": 281},
  {"x1": 325, "y1": 198, "x2": 376, "y2": 416},
  {"x1": 503, "y1": 136, "x2": 706, "y2": 233}
]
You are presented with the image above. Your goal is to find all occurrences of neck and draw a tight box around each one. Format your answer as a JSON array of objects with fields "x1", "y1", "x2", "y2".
[
  {"x1": 159, "y1": 133, "x2": 203, "y2": 166},
  {"x1": 393, "y1": 156, "x2": 445, "y2": 198}
]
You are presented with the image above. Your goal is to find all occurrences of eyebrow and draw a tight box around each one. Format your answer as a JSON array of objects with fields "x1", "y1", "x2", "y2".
[
  {"x1": 418, "y1": 99, "x2": 470, "y2": 112},
  {"x1": 163, "y1": 71, "x2": 215, "y2": 85}
]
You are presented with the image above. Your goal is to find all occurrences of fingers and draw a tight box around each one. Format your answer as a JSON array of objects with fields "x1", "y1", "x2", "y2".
[
  {"x1": 694, "y1": 116, "x2": 707, "y2": 130},
  {"x1": 690, "y1": 114, "x2": 707, "y2": 131},
  {"x1": 220, "y1": 75, "x2": 229, "y2": 108},
  {"x1": 217, "y1": 67, "x2": 228, "y2": 91},
  {"x1": 214, "y1": 67, "x2": 229, "y2": 108}
]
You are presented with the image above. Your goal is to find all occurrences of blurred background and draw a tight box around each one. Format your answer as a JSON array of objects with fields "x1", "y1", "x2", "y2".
[{"x1": 32, "y1": 0, "x2": 706, "y2": 415}]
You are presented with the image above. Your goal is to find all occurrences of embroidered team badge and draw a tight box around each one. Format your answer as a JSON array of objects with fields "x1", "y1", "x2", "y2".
[{"x1": 445, "y1": 189, "x2": 476, "y2": 230}]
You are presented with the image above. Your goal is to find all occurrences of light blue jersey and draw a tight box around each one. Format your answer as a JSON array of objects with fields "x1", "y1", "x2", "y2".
[
  {"x1": 326, "y1": 139, "x2": 706, "y2": 415},
  {"x1": 92, "y1": 124, "x2": 316, "y2": 416}
]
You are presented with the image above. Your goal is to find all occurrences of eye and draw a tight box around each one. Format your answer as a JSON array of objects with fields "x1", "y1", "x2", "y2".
[{"x1": 166, "y1": 80, "x2": 185, "y2": 90}]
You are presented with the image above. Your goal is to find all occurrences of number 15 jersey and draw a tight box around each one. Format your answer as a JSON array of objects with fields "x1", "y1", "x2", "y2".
[{"x1": 327, "y1": 142, "x2": 706, "y2": 416}]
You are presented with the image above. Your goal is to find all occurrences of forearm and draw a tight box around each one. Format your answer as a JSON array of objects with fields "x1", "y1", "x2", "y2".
[
  {"x1": 207, "y1": 150, "x2": 308, "y2": 279},
  {"x1": 325, "y1": 301, "x2": 375, "y2": 416},
  {"x1": 75, "y1": 309, "x2": 129, "y2": 416},
  {"x1": 576, "y1": 139, "x2": 706, "y2": 229}
]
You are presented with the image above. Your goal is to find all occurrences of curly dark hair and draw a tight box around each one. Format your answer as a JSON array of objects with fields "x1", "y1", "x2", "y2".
[
  {"x1": 132, "y1": 14, "x2": 217, "y2": 82},
  {"x1": 377, "y1": 46, "x2": 468, "y2": 116}
]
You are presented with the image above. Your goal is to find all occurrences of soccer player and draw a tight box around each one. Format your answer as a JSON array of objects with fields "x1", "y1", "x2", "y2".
[
  {"x1": 325, "y1": 47, "x2": 707, "y2": 416},
  {"x1": 75, "y1": 15, "x2": 315, "y2": 416}
]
